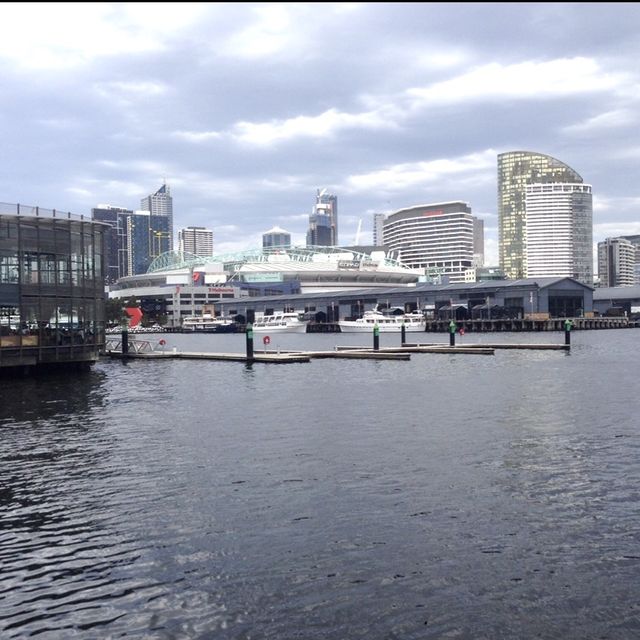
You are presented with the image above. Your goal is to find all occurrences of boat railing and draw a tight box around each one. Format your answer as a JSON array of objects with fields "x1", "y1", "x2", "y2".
[{"x1": 105, "y1": 337, "x2": 164, "y2": 354}]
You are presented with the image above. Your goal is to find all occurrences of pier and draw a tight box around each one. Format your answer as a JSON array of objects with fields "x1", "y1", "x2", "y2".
[{"x1": 424, "y1": 316, "x2": 628, "y2": 332}]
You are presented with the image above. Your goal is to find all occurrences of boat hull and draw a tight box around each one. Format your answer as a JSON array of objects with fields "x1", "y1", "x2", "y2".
[
  {"x1": 251, "y1": 324, "x2": 307, "y2": 333},
  {"x1": 338, "y1": 322, "x2": 425, "y2": 333}
]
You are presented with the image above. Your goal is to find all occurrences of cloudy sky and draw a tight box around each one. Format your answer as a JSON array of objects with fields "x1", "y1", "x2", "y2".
[{"x1": 1, "y1": 2, "x2": 639, "y2": 264}]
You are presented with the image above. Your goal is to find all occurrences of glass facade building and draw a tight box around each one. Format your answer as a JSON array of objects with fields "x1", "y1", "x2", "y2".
[
  {"x1": 0, "y1": 204, "x2": 106, "y2": 372},
  {"x1": 498, "y1": 151, "x2": 584, "y2": 280},
  {"x1": 140, "y1": 183, "x2": 174, "y2": 250},
  {"x1": 306, "y1": 189, "x2": 338, "y2": 247}
]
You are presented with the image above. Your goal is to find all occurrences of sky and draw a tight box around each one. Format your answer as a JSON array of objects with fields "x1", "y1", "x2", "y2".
[{"x1": 1, "y1": 2, "x2": 640, "y2": 266}]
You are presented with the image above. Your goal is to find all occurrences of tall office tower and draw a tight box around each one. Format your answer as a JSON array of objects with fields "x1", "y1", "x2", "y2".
[
  {"x1": 373, "y1": 213, "x2": 386, "y2": 246},
  {"x1": 306, "y1": 189, "x2": 337, "y2": 247},
  {"x1": 141, "y1": 183, "x2": 173, "y2": 250},
  {"x1": 179, "y1": 226, "x2": 214, "y2": 257},
  {"x1": 92, "y1": 205, "x2": 133, "y2": 286},
  {"x1": 525, "y1": 183, "x2": 593, "y2": 284},
  {"x1": 472, "y1": 216, "x2": 485, "y2": 267},
  {"x1": 382, "y1": 202, "x2": 474, "y2": 283},
  {"x1": 498, "y1": 151, "x2": 586, "y2": 279},
  {"x1": 598, "y1": 237, "x2": 636, "y2": 287},
  {"x1": 262, "y1": 226, "x2": 291, "y2": 249}
]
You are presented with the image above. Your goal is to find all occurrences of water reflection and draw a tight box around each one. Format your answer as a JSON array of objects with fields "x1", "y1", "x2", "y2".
[{"x1": 1, "y1": 332, "x2": 640, "y2": 638}]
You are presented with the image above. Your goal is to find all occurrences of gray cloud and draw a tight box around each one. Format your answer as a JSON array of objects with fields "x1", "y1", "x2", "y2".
[{"x1": 0, "y1": 2, "x2": 639, "y2": 264}]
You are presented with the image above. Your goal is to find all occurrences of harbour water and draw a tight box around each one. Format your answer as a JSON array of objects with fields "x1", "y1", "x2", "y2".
[{"x1": 1, "y1": 330, "x2": 639, "y2": 639}]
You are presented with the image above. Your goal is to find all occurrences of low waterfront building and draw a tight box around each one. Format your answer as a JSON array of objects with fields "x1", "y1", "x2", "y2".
[
  {"x1": 0, "y1": 203, "x2": 107, "y2": 373},
  {"x1": 208, "y1": 277, "x2": 594, "y2": 324}
]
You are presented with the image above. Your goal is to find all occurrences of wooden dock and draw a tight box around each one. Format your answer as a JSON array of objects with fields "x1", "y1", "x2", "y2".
[
  {"x1": 402, "y1": 342, "x2": 569, "y2": 351},
  {"x1": 333, "y1": 345, "x2": 495, "y2": 355},
  {"x1": 104, "y1": 336, "x2": 576, "y2": 365}
]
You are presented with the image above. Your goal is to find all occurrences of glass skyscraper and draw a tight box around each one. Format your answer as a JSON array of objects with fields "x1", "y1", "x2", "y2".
[
  {"x1": 498, "y1": 151, "x2": 585, "y2": 280},
  {"x1": 306, "y1": 189, "x2": 337, "y2": 247},
  {"x1": 140, "y1": 183, "x2": 173, "y2": 251}
]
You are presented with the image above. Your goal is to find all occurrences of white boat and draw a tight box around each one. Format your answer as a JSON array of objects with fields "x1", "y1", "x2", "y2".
[
  {"x1": 338, "y1": 307, "x2": 426, "y2": 333},
  {"x1": 182, "y1": 314, "x2": 238, "y2": 333},
  {"x1": 251, "y1": 312, "x2": 308, "y2": 333}
]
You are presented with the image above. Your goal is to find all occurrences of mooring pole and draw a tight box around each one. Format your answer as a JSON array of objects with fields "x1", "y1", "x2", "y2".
[
  {"x1": 246, "y1": 323, "x2": 254, "y2": 361},
  {"x1": 564, "y1": 318, "x2": 573, "y2": 346},
  {"x1": 121, "y1": 325, "x2": 129, "y2": 356},
  {"x1": 373, "y1": 323, "x2": 380, "y2": 351},
  {"x1": 449, "y1": 319, "x2": 456, "y2": 347},
  {"x1": 401, "y1": 321, "x2": 406, "y2": 345}
]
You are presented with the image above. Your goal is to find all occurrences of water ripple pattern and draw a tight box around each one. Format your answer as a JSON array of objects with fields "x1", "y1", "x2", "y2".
[{"x1": 1, "y1": 330, "x2": 639, "y2": 639}]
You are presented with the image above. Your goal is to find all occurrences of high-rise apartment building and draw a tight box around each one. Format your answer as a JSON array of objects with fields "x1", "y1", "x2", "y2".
[
  {"x1": 619, "y1": 235, "x2": 640, "y2": 284},
  {"x1": 179, "y1": 226, "x2": 214, "y2": 257},
  {"x1": 382, "y1": 201, "x2": 474, "y2": 283},
  {"x1": 498, "y1": 151, "x2": 587, "y2": 280},
  {"x1": 306, "y1": 189, "x2": 337, "y2": 247},
  {"x1": 373, "y1": 213, "x2": 386, "y2": 247},
  {"x1": 141, "y1": 183, "x2": 173, "y2": 250},
  {"x1": 263, "y1": 226, "x2": 291, "y2": 249},
  {"x1": 525, "y1": 183, "x2": 593, "y2": 283},
  {"x1": 598, "y1": 237, "x2": 636, "y2": 287}
]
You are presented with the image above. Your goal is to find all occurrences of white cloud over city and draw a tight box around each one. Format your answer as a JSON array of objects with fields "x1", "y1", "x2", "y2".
[{"x1": 1, "y1": 2, "x2": 639, "y2": 264}]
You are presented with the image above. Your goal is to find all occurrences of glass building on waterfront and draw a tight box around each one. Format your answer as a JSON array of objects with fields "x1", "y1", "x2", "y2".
[
  {"x1": 0, "y1": 204, "x2": 107, "y2": 372},
  {"x1": 498, "y1": 151, "x2": 585, "y2": 280}
]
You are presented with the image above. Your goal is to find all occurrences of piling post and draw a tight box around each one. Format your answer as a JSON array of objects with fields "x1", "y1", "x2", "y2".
[
  {"x1": 449, "y1": 320, "x2": 456, "y2": 347},
  {"x1": 373, "y1": 323, "x2": 380, "y2": 351},
  {"x1": 564, "y1": 318, "x2": 573, "y2": 346},
  {"x1": 121, "y1": 327, "x2": 129, "y2": 356},
  {"x1": 246, "y1": 323, "x2": 254, "y2": 361},
  {"x1": 401, "y1": 321, "x2": 406, "y2": 345}
]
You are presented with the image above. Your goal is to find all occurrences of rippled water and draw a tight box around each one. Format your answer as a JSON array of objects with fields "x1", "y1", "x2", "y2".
[{"x1": 1, "y1": 330, "x2": 640, "y2": 639}]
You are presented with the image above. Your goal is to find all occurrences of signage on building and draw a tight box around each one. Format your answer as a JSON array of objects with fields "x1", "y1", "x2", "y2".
[
  {"x1": 207, "y1": 287, "x2": 235, "y2": 294},
  {"x1": 244, "y1": 273, "x2": 283, "y2": 283},
  {"x1": 338, "y1": 260, "x2": 361, "y2": 269}
]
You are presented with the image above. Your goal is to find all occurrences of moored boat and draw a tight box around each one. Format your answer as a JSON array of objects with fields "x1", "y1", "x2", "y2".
[
  {"x1": 251, "y1": 312, "x2": 308, "y2": 333},
  {"x1": 182, "y1": 314, "x2": 238, "y2": 333},
  {"x1": 338, "y1": 307, "x2": 425, "y2": 333}
]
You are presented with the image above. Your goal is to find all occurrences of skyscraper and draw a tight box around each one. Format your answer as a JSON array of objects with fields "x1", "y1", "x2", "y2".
[
  {"x1": 179, "y1": 226, "x2": 214, "y2": 257},
  {"x1": 141, "y1": 183, "x2": 173, "y2": 250},
  {"x1": 525, "y1": 183, "x2": 593, "y2": 283},
  {"x1": 498, "y1": 151, "x2": 586, "y2": 280},
  {"x1": 91, "y1": 205, "x2": 170, "y2": 281},
  {"x1": 306, "y1": 189, "x2": 337, "y2": 247}
]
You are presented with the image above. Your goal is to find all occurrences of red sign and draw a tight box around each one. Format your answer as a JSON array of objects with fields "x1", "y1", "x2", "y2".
[{"x1": 124, "y1": 307, "x2": 143, "y2": 328}]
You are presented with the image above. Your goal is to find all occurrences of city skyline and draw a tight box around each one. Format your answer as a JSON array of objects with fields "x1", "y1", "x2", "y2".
[{"x1": 1, "y1": 3, "x2": 640, "y2": 265}]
